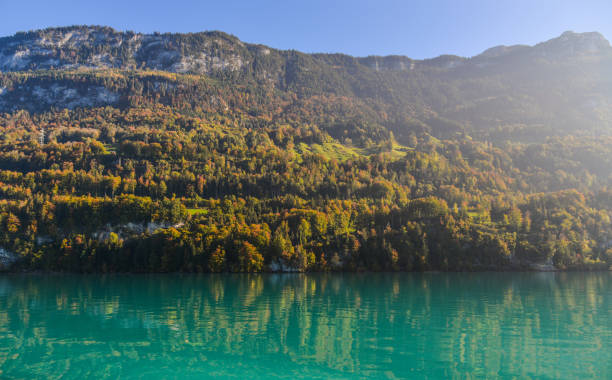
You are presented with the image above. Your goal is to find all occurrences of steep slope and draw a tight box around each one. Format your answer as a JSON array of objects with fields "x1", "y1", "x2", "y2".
[
  {"x1": 1, "y1": 27, "x2": 612, "y2": 141},
  {"x1": 1, "y1": 27, "x2": 612, "y2": 272}
]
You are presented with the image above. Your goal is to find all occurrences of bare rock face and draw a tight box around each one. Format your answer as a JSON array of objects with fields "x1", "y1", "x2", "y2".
[
  {"x1": 0, "y1": 82, "x2": 120, "y2": 112},
  {"x1": 359, "y1": 55, "x2": 415, "y2": 71},
  {"x1": 541, "y1": 31, "x2": 610, "y2": 54},
  {"x1": 0, "y1": 26, "x2": 248, "y2": 74}
]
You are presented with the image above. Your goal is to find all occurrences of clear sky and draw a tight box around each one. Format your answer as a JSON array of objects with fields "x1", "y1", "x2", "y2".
[{"x1": 0, "y1": 0, "x2": 610, "y2": 59}]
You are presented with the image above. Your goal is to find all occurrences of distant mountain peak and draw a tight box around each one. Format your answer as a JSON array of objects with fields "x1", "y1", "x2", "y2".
[
  {"x1": 535, "y1": 30, "x2": 611, "y2": 56},
  {"x1": 475, "y1": 31, "x2": 611, "y2": 61},
  {"x1": 558, "y1": 30, "x2": 606, "y2": 41}
]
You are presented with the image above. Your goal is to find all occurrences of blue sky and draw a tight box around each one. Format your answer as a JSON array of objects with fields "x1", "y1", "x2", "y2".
[{"x1": 0, "y1": 0, "x2": 610, "y2": 59}]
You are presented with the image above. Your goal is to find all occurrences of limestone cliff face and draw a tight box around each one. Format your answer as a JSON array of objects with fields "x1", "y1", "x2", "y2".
[{"x1": 0, "y1": 26, "x2": 248, "y2": 74}]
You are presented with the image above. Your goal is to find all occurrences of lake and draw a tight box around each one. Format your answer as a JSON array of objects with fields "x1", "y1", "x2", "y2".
[{"x1": 0, "y1": 273, "x2": 611, "y2": 379}]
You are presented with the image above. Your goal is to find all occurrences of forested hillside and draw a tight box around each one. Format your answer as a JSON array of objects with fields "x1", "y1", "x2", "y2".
[{"x1": 1, "y1": 26, "x2": 612, "y2": 272}]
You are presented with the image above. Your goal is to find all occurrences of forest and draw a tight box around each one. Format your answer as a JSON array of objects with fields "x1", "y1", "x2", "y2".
[{"x1": 0, "y1": 26, "x2": 612, "y2": 272}]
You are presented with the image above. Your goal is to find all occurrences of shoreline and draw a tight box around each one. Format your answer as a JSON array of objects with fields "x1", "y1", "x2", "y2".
[{"x1": 2, "y1": 265, "x2": 610, "y2": 275}]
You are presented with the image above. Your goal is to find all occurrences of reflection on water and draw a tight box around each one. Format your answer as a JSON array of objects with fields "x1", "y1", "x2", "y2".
[{"x1": 0, "y1": 273, "x2": 611, "y2": 379}]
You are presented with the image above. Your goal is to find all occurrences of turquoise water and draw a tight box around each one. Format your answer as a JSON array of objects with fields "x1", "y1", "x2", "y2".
[{"x1": 0, "y1": 273, "x2": 611, "y2": 379}]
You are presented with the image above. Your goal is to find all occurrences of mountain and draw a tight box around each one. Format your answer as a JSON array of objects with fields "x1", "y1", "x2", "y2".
[
  {"x1": 1, "y1": 26, "x2": 612, "y2": 273},
  {"x1": 1, "y1": 27, "x2": 612, "y2": 143}
]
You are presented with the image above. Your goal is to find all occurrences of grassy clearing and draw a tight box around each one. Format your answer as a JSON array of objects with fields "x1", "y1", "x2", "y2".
[
  {"x1": 296, "y1": 141, "x2": 412, "y2": 161},
  {"x1": 186, "y1": 208, "x2": 208, "y2": 216}
]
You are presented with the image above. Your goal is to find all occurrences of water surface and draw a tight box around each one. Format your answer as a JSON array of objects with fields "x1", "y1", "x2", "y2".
[{"x1": 0, "y1": 273, "x2": 611, "y2": 379}]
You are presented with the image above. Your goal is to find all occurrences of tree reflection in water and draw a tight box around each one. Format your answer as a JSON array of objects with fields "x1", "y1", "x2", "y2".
[{"x1": 0, "y1": 273, "x2": 610, "y2": 378}]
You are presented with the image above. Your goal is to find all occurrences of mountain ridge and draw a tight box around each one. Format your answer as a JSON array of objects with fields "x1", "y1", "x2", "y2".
[{"x1": 0, "y1": 26, "x2": 609, "y2": 74}]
